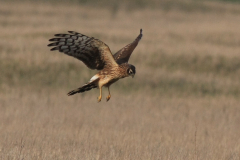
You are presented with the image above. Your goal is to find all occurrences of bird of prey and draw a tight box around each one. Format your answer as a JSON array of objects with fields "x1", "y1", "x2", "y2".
[{"x1": 48, "y1": 29, "x2": 142, "y2": 102}]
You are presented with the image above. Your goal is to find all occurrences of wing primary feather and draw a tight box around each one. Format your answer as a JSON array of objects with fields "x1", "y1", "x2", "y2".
[
  {"x1": 68, "y1": 31, "x2": 80, "y2": 35},
  {"x1": 50, "y1": 47, "x2": 59, "y2": 51},
  {"x1": 113, "y1": 29, "x2": 143, "y2": 64},
  {"x1": 48, "y1": 31, "x2": 117, "y2": 70},
  {"x1": 47, "y1": 42, "x2": 56, "y2": 46},
  {"x1": 49, "y1": 38, "x2": 66, "y2": 42},
  {"x1": 48, "y1": 42, "x2": 61, "y2": 46},
  {"x1": 136, "y1": 29, "x2": 143, "y2": 41},
  {"x1": 49, "y1": 38, "x2": 58, "y2": 41},
  {"x1": 54, "y1": 34, "x2": 71, "y2": 38}
]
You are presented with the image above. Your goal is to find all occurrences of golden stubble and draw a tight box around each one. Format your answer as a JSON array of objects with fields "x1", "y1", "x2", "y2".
[{"x1": 0, "y1": 1, "x2": 240, "y2": 159}]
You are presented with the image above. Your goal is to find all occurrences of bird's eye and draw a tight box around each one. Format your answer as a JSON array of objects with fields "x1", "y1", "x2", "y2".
[{"x1": 128, "y1": 69, "x2": 133, "y2": 74}]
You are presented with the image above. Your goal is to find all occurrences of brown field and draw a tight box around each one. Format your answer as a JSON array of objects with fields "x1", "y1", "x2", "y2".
[{"x1": 1, "y1": 1, "x2": 240, "y2": 159}]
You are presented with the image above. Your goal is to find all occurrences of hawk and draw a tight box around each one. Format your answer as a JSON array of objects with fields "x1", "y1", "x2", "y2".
[{"x1": 48, "y1": 29, "x2": 142, "y2": 102}]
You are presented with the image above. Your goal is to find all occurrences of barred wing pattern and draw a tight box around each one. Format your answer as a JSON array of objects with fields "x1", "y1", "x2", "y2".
[
  {"x1": 113, "y1": 29, "x2": 143, "y2": 64},
  {"x1": 48, "y1": 31, "x2": 117, "y2": 70}
]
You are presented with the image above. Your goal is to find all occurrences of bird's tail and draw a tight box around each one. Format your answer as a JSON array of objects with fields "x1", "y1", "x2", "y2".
[{"x1": 67, "y1": 81, "x2": 97, "y2": 96}]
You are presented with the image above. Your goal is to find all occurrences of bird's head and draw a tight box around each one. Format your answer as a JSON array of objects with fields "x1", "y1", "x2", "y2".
[{"x1": 127, "y1": 64, "x2": 136, "y2": 78}]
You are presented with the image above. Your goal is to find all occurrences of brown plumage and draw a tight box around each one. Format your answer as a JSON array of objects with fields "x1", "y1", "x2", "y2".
[
  {"x1": 113, "y1": 29, "x2": 142, "y2": 64},
  {"x1": 48, "y1": 29, "x2": 142, "y2": 102}
]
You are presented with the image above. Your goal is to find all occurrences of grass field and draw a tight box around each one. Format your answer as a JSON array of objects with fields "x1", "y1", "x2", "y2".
[{"x1": 0, "y1": 1, "x2": 240, "y2": 159}]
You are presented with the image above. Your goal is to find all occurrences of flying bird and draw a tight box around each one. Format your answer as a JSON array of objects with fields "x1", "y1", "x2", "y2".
[{"x1": 48, "y1": 29, "x2": 142, "y2": 102}]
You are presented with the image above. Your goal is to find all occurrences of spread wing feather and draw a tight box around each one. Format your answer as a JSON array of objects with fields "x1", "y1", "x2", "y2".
[
  {"x1": 48, "y1": 31, "x2": 118, "y2": 70},
  {"x1": 113, "y1": 29, "x2": 143, "y2": 64}
]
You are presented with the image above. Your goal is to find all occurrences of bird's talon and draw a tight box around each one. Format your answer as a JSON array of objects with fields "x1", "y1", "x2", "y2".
[
  {"x1": 106, "y1": 95, "x2": 111, "y2": 102},
  {"x1": 97, "y1": 96, "x2": 101, "y2": 102}
]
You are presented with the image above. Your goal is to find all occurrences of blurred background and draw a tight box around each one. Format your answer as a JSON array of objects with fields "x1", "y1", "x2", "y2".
[{"x1": 0, "y1": 0, "x2": 240, "y2": 159}]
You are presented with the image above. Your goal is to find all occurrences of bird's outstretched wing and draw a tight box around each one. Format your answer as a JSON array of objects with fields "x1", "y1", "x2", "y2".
[
  {"x1": 48, "y1": 31, "x2": 118, "y2": 70},
  {"x1": 113, "y1": 29, "x2": 143, "y2": 64}
]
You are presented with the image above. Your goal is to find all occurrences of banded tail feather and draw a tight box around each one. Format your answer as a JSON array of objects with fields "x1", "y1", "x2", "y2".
[{"x1": 67, "y1": 82, "x2": 97, "y2": 96}]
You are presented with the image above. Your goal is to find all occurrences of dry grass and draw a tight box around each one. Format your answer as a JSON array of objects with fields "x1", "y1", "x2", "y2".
[{"x1": 0, "y1": 1, "x2": 240, "y2": 159}]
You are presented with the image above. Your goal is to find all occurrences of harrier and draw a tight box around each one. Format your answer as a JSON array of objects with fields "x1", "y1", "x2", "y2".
[{"x1": 48, "y1": 29, "x2": 142, "y2": 102}]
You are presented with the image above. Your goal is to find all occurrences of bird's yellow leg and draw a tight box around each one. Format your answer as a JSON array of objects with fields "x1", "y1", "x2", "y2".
[
  {"x1": 106, "y1": 86, "x2": 111, "y2": 101},
  {"x1": 97, "y1": 86, "x2": 102, "y2": 102}
]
